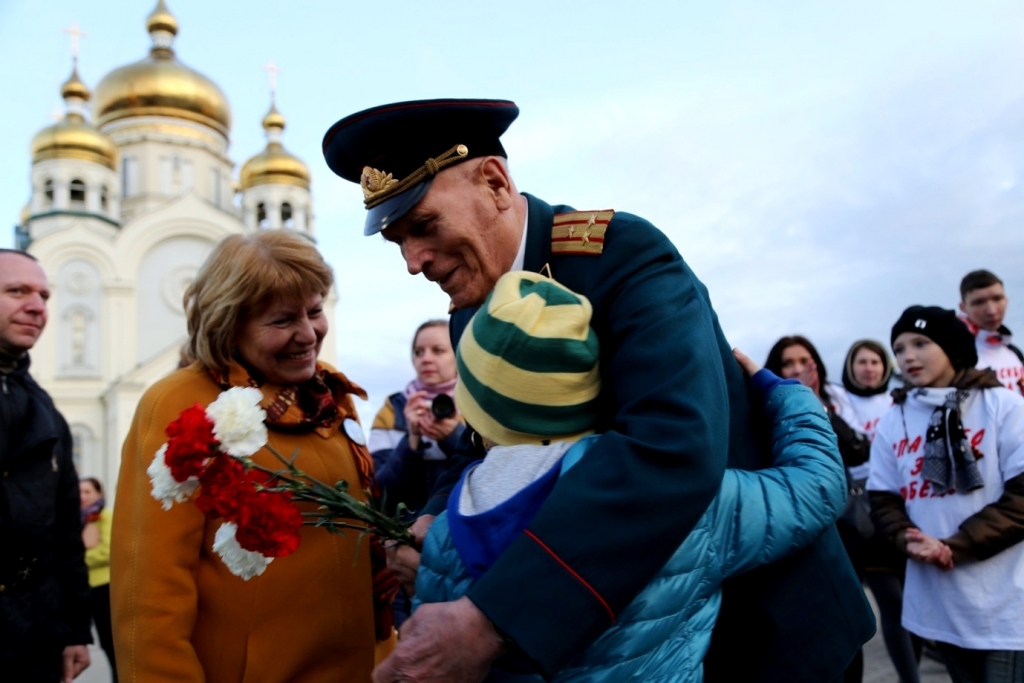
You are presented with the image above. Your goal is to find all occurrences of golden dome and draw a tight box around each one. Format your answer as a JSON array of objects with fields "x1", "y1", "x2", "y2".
[
  {"x1": 240, "y1": 104, "x2": 310, "y2": 190},
  {"x1": 146, "y1": 0, "x2": 178, "y2": 36},
  {"x1": 262, "y1": 103, "x2": 286, "y2": 131},
  {"x1": 61, "y1": 67, "x2": 90, "y2": 101},
  {"x1": 92, "y1": 2, "x2": 231, "y2": 135},
  {"x1": 31, "y1": 116, "x2": 119, "y2": 171},
  {"x1": 32, "y1": 67, "x2": 118, "y2": 171}
]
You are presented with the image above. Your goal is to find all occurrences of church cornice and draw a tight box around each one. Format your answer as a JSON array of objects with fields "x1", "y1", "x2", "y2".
[
  {"x1": 102, "y1": 116, "x2": 233, "y2": 165},
  {"x1": 28, "y1": 209, "x2": 121, "y2": 228}
]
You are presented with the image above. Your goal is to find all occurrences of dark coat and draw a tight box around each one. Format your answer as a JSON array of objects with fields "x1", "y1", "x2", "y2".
[
  {"x1": 429, "y1": 194, "x2": 874, "y2": 680},
  {"x1": 0, "y1": 354, "x2": 92, "y2": 678}
]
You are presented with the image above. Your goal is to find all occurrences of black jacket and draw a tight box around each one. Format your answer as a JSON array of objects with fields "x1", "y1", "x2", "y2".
[{"x1": 0, "y1": 354, "x2": 92, "y2": 671}]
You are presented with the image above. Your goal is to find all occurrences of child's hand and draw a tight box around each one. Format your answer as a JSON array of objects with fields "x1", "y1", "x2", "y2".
[
  {"x1": 732, "y1": 348, "x2": 762, "y2": 377},
  {"x1": 905, "y1": 528, "x2": 954, "y2": 571}
]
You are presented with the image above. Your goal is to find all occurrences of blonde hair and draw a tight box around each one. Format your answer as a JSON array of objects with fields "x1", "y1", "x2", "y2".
[{"x1": 184, "y1": 230, "x2": 334, "y2": 372}]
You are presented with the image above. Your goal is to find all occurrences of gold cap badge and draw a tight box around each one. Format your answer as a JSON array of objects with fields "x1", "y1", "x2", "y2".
[{"x1": 359, "y1": 144, "x2": 469, "y2": 209}]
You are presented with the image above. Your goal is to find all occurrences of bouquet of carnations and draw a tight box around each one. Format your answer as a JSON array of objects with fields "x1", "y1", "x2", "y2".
[{"x1": 148, "y1": 386, "x2": 412, "y2": 579}]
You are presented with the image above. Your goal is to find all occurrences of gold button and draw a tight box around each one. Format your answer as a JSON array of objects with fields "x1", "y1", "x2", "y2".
[
  {"x1": 0, "y1": 585, "x2": 5, "y2": 592},
  {"x1": 456, "y1": 144, "x2": 468, "y2": 156}
]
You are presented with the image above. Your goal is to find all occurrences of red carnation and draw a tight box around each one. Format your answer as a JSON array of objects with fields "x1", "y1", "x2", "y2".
[
  {"x1": 196, "y1": 455, "x2": 252, "y2": 521},
  {"x1": 235, "y1": 490, "x2": 303, "y2": 558},
  {"x1": 164, "y1": 404, "x2": 219, "y2": 482}
]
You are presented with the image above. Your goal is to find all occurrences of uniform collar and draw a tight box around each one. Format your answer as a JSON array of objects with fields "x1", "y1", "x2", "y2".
[
  {"x1": 510, "y1": 201, "x2": 530, "y2": 272},
  {"x1": 522, "y1": 193, "x2": 555, "y2": 274}
]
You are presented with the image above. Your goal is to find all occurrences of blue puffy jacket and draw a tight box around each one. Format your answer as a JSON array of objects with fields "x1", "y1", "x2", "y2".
[{"x1": 415, "y1": 380, "x2": 847, "y2": 682}]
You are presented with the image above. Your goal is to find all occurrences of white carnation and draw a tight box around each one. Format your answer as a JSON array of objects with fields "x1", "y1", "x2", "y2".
[
  {"x1": 206, "y1": 387, "x2": 268, "y2": 458},
  {"x1": 213, "y1": 522, "x2": 273, "y2": 580},
  {"x1": 147, "y1": 444, "x2": 200, "y2": 510}
]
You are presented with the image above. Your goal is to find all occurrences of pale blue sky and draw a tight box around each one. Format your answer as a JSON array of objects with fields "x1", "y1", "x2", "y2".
[{"x1": 3, "y1": 1, "x2": 1023, "y2": 418}]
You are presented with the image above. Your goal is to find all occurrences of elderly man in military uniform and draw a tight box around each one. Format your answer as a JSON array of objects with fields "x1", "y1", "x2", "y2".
[{"x1": 323, "y1": 100, "x2": 874, "y2": 683}]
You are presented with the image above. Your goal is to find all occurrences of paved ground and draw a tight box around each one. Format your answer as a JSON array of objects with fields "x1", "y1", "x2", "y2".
[
  {"x1": 863, "y1": 589, "x2": 951, "y2": 683},
  {"x1": 79, "y1": 589, "x2": 953, "y2": 683}
]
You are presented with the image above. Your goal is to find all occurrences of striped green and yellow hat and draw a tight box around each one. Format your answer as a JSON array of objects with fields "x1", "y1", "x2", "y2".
[{"x1": 455, "y1": 271, "x2": 601, "y2": 446}]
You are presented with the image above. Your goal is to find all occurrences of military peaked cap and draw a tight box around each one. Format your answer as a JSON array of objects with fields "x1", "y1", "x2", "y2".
[{"x1": 322, "y1": 98, "x2": 520, "y2": 235}]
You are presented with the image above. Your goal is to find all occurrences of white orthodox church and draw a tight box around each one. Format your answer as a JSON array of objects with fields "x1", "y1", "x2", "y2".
[{"x1": 16, "y1": 1, "x2": 337, "y2": 496}]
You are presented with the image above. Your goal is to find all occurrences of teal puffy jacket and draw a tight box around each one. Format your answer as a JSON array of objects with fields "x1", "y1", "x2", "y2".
[{"x1": 415, "y1": 383, "x2": 847, "y2": 682}]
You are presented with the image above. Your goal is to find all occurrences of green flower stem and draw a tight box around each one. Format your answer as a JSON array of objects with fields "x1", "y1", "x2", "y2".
[{"x1": 243, "y1": 447, "x2": 413, "y2": 546}]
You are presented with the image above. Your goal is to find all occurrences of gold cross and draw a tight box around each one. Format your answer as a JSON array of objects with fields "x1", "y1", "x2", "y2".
[
  {"x1": 63, "y1": 21, "x2": 87, "y2": 65},
  {"x1": 262, "y1": 59, "x2": 282, "y2": 100}
]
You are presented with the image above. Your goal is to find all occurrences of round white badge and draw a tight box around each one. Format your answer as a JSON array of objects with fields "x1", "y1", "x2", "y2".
[{"x1": 343, "y1": 418, "x2": 366, "y2": 446}]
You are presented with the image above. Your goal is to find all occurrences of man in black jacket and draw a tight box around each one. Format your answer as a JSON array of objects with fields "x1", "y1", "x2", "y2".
[{"x1": 0, "y1": 249, "x2": 92, "y2": 682}]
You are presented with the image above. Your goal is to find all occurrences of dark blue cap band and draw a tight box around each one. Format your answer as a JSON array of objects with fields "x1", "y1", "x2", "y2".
[{"x1": 364, "y1": 178, "x2": 433, "y2": 235}]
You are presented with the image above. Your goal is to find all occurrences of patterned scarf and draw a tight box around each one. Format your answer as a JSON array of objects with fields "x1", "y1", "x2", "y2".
[
  {"x1": 403, "y1": 376, "x2": 458, "y2": 401},
  {"x1": 210, "y1": 359, "x2": 399, "y2": 640},
  {"x1": 913, "y1": 387, "x2": 984, "y2": 496},
  {"x1": 81, "y1": 497, "x2": 105, "y2": 525}
]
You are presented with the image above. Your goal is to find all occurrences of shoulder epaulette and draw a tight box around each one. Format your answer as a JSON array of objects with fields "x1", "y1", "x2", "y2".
[{"x1": 551, "y1": 209, "x2": 615, "y2": 256}]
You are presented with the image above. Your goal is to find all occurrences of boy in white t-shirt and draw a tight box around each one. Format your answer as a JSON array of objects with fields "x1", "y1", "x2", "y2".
[{"x1": 867, "y1": 305, "x2": 1024, "y2": 682}]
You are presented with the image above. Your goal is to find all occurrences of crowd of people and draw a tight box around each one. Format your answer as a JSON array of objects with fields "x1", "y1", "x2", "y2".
[{"x1": 0, "y1": 96, "x2": 1021, "y2": 683}]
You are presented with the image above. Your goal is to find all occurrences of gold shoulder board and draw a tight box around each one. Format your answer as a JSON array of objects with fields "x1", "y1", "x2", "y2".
[{"x1": 551, "y1": 210, "x2": 615, "y2": 256}]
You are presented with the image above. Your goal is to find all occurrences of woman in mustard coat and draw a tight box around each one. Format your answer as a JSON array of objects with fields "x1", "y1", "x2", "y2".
[{"x1": 111, "y1": 230, "x2": 393, "y2": 682}]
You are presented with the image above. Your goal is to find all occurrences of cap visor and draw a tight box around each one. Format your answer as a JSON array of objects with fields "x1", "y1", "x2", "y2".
[{"x1": 363, "y1": 179, "x2": 433, "y2": 236}]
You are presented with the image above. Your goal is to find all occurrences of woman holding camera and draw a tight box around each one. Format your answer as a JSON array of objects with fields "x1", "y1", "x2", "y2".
[{"x1": 369, "y1": 320, "x2": 464, "y2": 518}]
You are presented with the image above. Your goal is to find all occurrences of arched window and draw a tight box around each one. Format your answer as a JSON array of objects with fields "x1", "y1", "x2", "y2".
[
  {"x1": 69, "y1": 179, "x2": 86, "y2": 208},
  {"x1": 257, "y1": 202, "x2": 268, "y2": 229},
  {"x1": 43, "y1": 179, "x2": 54, "y2": 207},
  {"x1": 281, "y1": 202, "x2": 294, "y2": 229},
  {"x1": 100, "y1": 186, "x2": 109, "y2": 212}
]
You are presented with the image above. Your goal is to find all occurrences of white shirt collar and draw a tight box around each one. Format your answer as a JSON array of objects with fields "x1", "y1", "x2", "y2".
[{"x1": 510, "y1": 201, "x2": 529, "y2": 273}]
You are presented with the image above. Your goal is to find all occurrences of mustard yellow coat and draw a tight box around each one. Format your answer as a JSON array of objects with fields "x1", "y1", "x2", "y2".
[{"x1": 111, "y1": 364, "x2": 377, "y2": 682}]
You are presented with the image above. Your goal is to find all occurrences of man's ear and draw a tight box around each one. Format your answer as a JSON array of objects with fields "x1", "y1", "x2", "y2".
[
  {"x1": 958, "y1": 300, "x2": 967, "y2": 315},
  {"x1": 478, "y1": 157, "x2": 514, "y2": 211}
]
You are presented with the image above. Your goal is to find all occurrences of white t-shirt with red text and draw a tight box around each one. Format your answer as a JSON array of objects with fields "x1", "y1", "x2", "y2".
[
  {"x1": 832, "y1": 386, "x2": 891, "y2": 479},
  {"x1": 966, "y1": 321, "x2": 1024, "y2": 396},
  {"x1": 867, "y1": 386, "x2": 1024, "y2": 649}
]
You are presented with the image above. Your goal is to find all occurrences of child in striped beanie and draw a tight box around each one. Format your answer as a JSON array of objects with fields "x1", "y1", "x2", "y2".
[{"x1": 415, "y1": 271, "x2": 850, "y2": 682}]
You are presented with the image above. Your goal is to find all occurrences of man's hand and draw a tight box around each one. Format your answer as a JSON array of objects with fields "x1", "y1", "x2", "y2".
[
  {"x1": 905, "y1": 528, "x2": 954, "y2": 571},
  {"x1": 385, "y1": 514, "x2": 434, "y2": 596},
  {"x1": 62, "y1": 645, "x2": 90, "y2": 682},
  {"x1": 373, "y1": 597, "x2": 504, "y2": 683}
]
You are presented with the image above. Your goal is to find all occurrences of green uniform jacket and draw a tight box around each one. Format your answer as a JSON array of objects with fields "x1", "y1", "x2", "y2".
[{"x1": 435, "y1": 194, "x2": 874, "y2": 680}]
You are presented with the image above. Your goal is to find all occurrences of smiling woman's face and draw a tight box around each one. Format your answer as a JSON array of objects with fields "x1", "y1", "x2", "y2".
[{"x1": 234, "y1": 291, "x2": 327, "y2": 385}]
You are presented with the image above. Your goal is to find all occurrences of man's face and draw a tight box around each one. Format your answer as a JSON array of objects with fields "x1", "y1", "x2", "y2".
[
  {"x1": 0, "y1": 253, "x2": 50, "y2": 356},
  {"x1": 960, "y1": 283, "x2": 1008, "y2": 332},
  {"x1": 381, "y1": 162, "x2": 517, "y2": 310}
]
